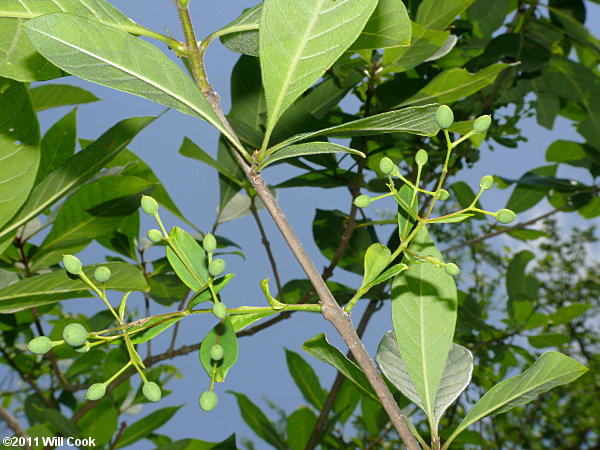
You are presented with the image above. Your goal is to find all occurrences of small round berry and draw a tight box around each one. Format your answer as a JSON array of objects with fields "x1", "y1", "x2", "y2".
[
  {"x1": 415, "y1": 149, "x2": 428, "y2": 166},
  {"x1": 75, "y1": 343, "x2": 90, "y2": 353},
  {"x1": 203, "y1": 234, "x2": 217, "y2": 253},
  {"x1": 437, "y1": 189, "x2": 450, "y2": 201},
  {"x1": 63, "y1": 255, "x2": 82, "y2": 275},
  {"x1": 212, "y1": 302, "x2": 227, "y2": 320},
  {"x1": 444, "y1": 263, "x2": 460, "y2": 276},
  {"x1": 62, "y1": 323, "x2": 88, "y2": 348},
  {"x1": 27, "y1": 336, "x2": 52, "y2": 355},
  {"x1": 496, "y1": 208, "x2": 516, "y2": 224},
  {"x1": 210, "y1": 344, "x2": 224, "y2": 361},
  {"x1": 86, "y1": 383, "x2": 106, "y2": 401},
  {"x1": 473, "y1": 115, "x2": 492, "y2": 133},
  {"x1": 379, "y1": 157, "x2": 395, "y2": 175},
  {"x1": 354, "y1": 195, "x2": 372, "y2": 208},
  {"x1": 435, "y1": 105, "x2": 454, "y2": 129},
  {"x1": 93, "y1": 266, "x2": 111, "y2": 283},
  {"x1": 147, "y1": 229, "x2": 163, "y2": 243},
  {"x1": 209, "y1": 259, "x2": 226, "y2": 277},
  {"x1": 142, "y1": 382, "x2": 162, "y2": 403},
  {"x1": 199, "y1": 391, "x2": 218, "y2": 411},
  {"x1": 480, "y1": 175, "x2": 494, "y2": 190},
  {"x1": 140, "y1": 195, "x2": 158, "y2": 215}
]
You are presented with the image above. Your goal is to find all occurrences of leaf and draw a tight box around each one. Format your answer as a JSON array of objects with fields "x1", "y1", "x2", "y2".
[
  {"x1": 229, "y1": 391, "x2": 288, "y2": 449},
  {"x1": 430, "y1": 213, "x2": 474, "y2": 224},
  {"x1": 0, "y1": 78, "x2": 40, "y2": 230},
  {"x1": 219, "y1": 4, "x2": 262, "y2": 57},
  {"x1": 416, "y1": 0, "x2": 477, "y2": 30},
  {"x1": 397, "y1": 184, "x2": 419, "y2": 241},
  {"x1": 25, "y1": 14, "x2": 236, "y2": 144},
  {"x1": 376, "y1": 331, "x2": 473, "y2": 429},
  {"x1": 155, "y1": 435, "x2": 238, "y2": 450},
  {"x1": 179, "y1": 137, "x2": 241, "y2": 185},
  {"x1": 287, "y1": 408, "x2": 317, "y2": 450},
  {"x1": 36, "y1": 108, "x2": 76, "y2": 184},
  {"x1": 286, "y1": 350, "x2": 326, "y2": 409},
  {"x1": 445, "y1": 352, "x2": 588, "y2": 448},
  {"x1": 398, "y1": 64, "x2": 511, "y2": 107},
  {"x1": 303, "y1": 334, "x2": 378, "y2": 402},
  {"x1": 78, "y1": 400, "x2": 118, "y2": 447},
  {"x1": 166, "y1": 227, "x2": 209, "y2": 292},
  {"x1": 366, "y1": 263, "x2": 409, "y2": 289},
  {"x1": 527, "y1": 333, "x2": 570, "y2": 349},
  {"x1": 115, "y1": 406, "x2": 181, "y2": 448},
  {"x1": 0, "y1": 116, "x2": 155, "y2": 240},
  {"x1": 551, "y1": 303, "x2": 591, "y2": 326},
  {"x1": 383, "y1": 22, "x2": 450, "y2": 71},
  {"x1": 229, "y1": 308, "x2": 276, "y2": 332},
  {"x1": 260, "y1": 142, "x2": 365, "y2": 170},
  {"x1": 259, "y1": 0, "x2": 378, "y2": 142},
  {"x1": 546, "y1": 140, "x2": 587, "y2": 162},
  {"x1": 199, "y1": 317, "x2": 238, "y2": 382},
  {"x1": 361, "y1": 244, "x2": 392, "y2": 290},
  {"x1": 0, "y1": 262, "x2": 148, "y2": 313},
  {"x1": 391, "y1": 225, "x2": 457, "y2": 427},
  {"x1": 506, "y1": 250, "x2": 535, "y2": 301},
  {"x1": 40, "y1": 408, "x2": 80, "y2": 438},
  {"x1": 130, "y1": 317, "x2": 183, "y2": 345},
  {"x1": 506, "y1": 165, "x2": 558, "y2": 213},
  {"x1": 349, "y1": 0, "x2": 411, "y2": 51},
  {"x1": 188, "y1": 274, "x2": 235, "y2": 309},
  {"x1": 30, "y1": 84, "x2": 100, "y2": 111}
]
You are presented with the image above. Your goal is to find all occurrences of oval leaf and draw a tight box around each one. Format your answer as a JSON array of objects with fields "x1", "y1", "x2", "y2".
[
  {"x1": 361, "y1": 243, "x2": 392, "y2": 290},
  {"x1": 166, "y1": 227, "x2": 209, "y2": 292},
  {"x1": 199, "y1": 317, "x2": 238, "y2": 383},
  {"x1": 259, "y1": 142, "x2": 365, "y2": 171}
]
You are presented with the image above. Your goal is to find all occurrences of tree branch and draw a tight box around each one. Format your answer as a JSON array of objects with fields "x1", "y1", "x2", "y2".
[{"x1": 0, "y1": 405, "x2": 31, "y2": 449}]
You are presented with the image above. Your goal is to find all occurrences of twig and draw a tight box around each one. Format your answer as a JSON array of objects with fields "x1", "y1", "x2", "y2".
[
  {"x1": 108, "y1": 421, "x2": 127, "y2": 450},
  {"x1": 0, "y1": 347, "x2": 54, "y2": 408},
  {"x1": 169, "y1": 296, "x2": 188, "y2": 354},
  {"x1": 0, "y1": 405, "x2": 31, "y2": 449}
]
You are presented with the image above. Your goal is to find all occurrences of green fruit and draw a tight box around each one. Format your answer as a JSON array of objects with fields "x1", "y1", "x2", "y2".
[
  {"x1": 437, "y1": 189, "x2": 450, "y2": 201},
  {"x1": 379, "y1": 157, "x2": 395, "y2": 175},
  {"x1": 480, "y1": 175, "x2": 494, "y2": 190},
  {"x1": 63, "y1": 255, "x2": 82, "y2": 275},
  {"x1": 473, "y1": 115, "x2": 492, "y2": 133},
  {"x1": 142, "y1": 382, "x2": 162, "y2": 402},
  {"x1": 212, "y1": 302, "x2": 227, "y2": 319},
  {"x1": 86, "y1": 383, "x2": 106, "y2": 401},
  {"x1": 435, "y1": 105, "x2": 454, "y2": 129},
  {"x1": 354, "y1": 195, "x2": 372, "y2": 208},
  {"x1": 75, "y1": 343, "x2": 90, "y2": 353},
  {"x1": 147, "y1": 229, "x2": 163, "y2": 243},
  {"x1": 210, "y1": 344, "x2": 224, "y2": 361},
  {"x1": 27, "y1": 336, "x2": 52, "y2": 355},
  {"x1": 203, "y1": 234, "x2": 217, "y2": 253},
  {"x1": 496, "y1": 208, "x2": 516, "y2": 224},
  {"x1": 444, "y1": 263, "x2": 460, "y2": 276},
  {"x1": 62, "y1": 323, "x2": 88, "y2": 347},
  {"x1": 199, "y1": 391, "x2": 218, "y2": 411},
  {"x1": 94, "y1": 266, "x2": 111, "y2": 283},
  {"x1": 415, "y1": 149, "x2": 428, "y2": 166},
  {"x1": 209, "y1": 259, "x2": 226, "y2": 277},
  {"x1": 141, "y1": 195, "x2": 158, "y2": 215}
]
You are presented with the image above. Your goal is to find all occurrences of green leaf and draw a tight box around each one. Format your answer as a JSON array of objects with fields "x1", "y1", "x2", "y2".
[
  {"x1": 361, "y1": 244, "x2": 392, "y2": 290},
  {"x1": 40, "y1": 408, "x2": 80, "y2": 438},
  {"x1": 376, "y1": 331, "x2": 473, "y2": 430},
  {"x1": 466, "y1": 0, "x2": 510, "y2": 37},
  {"x1": 0, "y1": 116, "x2": 155, "y2": 240},
  {"x1": 349, "y1": 0, "x2": 411, "y2": 51},
  {"x1": 416, "y1": 0, "x2": 477, "y2": 30},
  {"x1": 188, "y1": 274, "x2": 235, "y2": 309},
  {"x1": 36, "y1": 108, "x2": 76, "y2": 184},
  {"x1": 115, "y1": 406, "x2": 181, "y2": 449},
  {"x1": 450, "y1": 181, "x2": 482, "y2": 211},
  {"x1": 30, "y1": 84, "x2": 99, "y2": 111},
  {"x1": 78, "y1": 400, "x2": 118, "y2": 447},
  {"x1": 0, "y1": 262, "x2": 148, "y2": 313},
  {"x1": 551, "y1": 303, "x2": 591, "y2": 326},
  {"x1": 218, "y1": 4, "x2": 262, "y2": 57},
  {"x1": 285, "y1": 350, "x2": 326, "y2": 409},
  {"x1": 166, "y1": 227, "x2": 209, "y2": 292},
  {"x1": 397, "y1": 184, "x2": 419, "y2": 241},
  {"x1": 366, "y1": 263, "x2": 409, "y2": 290},
  {"x1": 199, "y1": 317, "x2": 238, "y2": 382},
  {"x1": 260, "y1": 142, "x2": 365, "y2": 171},
  {"x1": 391, "y1": 225, "x2": 457, "y2": 427},
  {"x1": 506, "y1": 250, "x2": 535, "y2": 301},
  {"x1": 445, "y1": 352, "x2": 588, "y2": 448},
  {"x1": 303, "y1": 334, "x2": 378, "y2": 402},
  {"x1": 229, "y1": 391, "x2": 288, "y2": 449},
  {"x1": 398, "y1": 64, "x2": 511, "y2": 107},
  {"x1": 0, "y1": 78, "x2": 40, "y2": 230},
  {"x1": 179, "y1": 137, "x2": 243, "y2": 185},
  {"x1": 155, "y1": 435, "x2": 238, "y2": 450},
  {"x1": 333, "y1": 380, "x2": 361, "y2": 424},
  {"x1": 287, "y1": 408, "x2": 317, "y2": 450},
  {"x1": 528, "y1": 333, "x2": 570, "y2": 349},
  {"x1": 229, "y1": 308, "x2": 276, "y2": 332},
  {"x1": 260, "y1": 0, "x2": 378, "y2": 143},
  {"x1": 546, "y1": 140, "x2": 587, "y2": 162},
  {"x1": 506, "y1": 165, "x2": 557, "y2": 213},
  {"x1": 130, "y1": 317, "x2": 183, "y2": 345},
  {"x1": 430, "y1": 213, "x2": 474, "y2": 224},
  {"x1": 25, "y1": 14, "x2": 236, "y2": 144}
]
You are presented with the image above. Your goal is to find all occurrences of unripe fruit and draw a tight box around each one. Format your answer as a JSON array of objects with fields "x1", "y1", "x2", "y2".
[
  {"x1": 27, "y1": 336, "x2": 52, "y2": 355},
  {"x1": 199, "y1": 391, "x2": 218, "y2": 411},
  {"x1": 354, "y1": 195, "x2": 372, "y2": 208},
  {"x1": 86, "y1": 383, "x2": 106, "y2": 401},
  {"x1": 142, "y1": 382, "x2": 162, "y2": 403},
  {"x1": 473, "y1": 115, "x2": 492, "y2": 133},
  {"x1": 496, "y1": 208, "x2": 516, "y2": 224},
  {"x1": 480, "y1": 175, "x2": 494, "y2": 190},
  {"x1": 203, "y1": 234, "x2": 217, "y2": 253},
  {"x1": 415, "y1": 149, "x2": 428, "y2": 166},
  {"x1": 62, "y1": 323, "x2": 88, "y2": 348},
  {"x1": 435, "y1": 105, "x2": 454, "y2": 129},
  {"x1": 209, "y1": 259, "x2": 226, "y2": 277},
  {"x1": 445, "y1": 263, "x2": 460, "y2": 276},
  {"x1": 212, "y1": 302, "x2": 227, "y2": 319},
  {"x1": 210, "y1": 344, "x2": 224, "y2": 361},
  {"x1": 75, "y1": 343, "x2": 90, "y2": 353},
  {"x1": 147, "y1": 229, "x2": 162, "y2": 243},
  {"x1": 141, "y1": 195, "x2": 158, "y2": 215},
  {"x1": 437, "y1": 189, "x2": 450, "y2": 201},
  {"x1": 379, "y1": 157, "x2": 395, "y2": 175},
  {"x1": 63, "y1": 255, "x2": 82, "y2": 275},
  {"x1": 94, "y1": 266, "x2": 111, "y2": 283}
]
